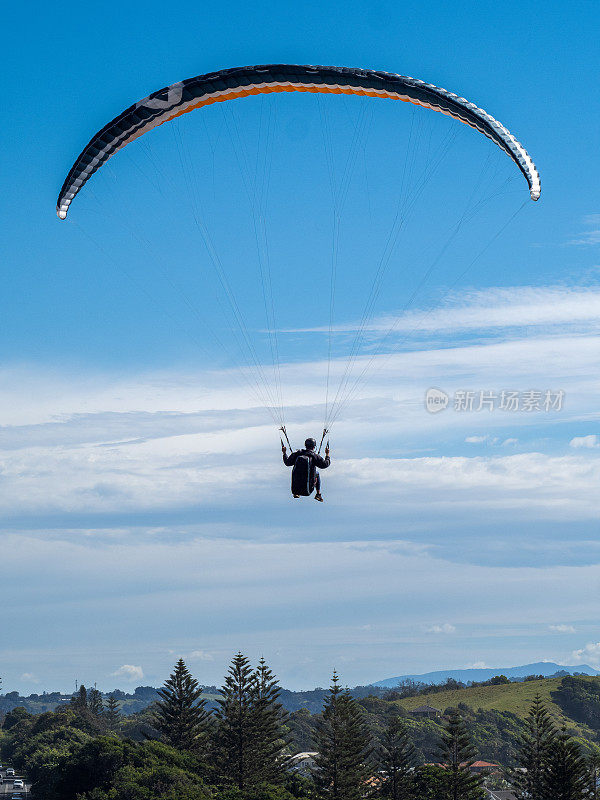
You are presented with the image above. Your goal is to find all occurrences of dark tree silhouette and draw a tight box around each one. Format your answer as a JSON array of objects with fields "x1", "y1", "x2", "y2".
[
  {"x1": 313, "y1": 671, "x2": 372, "y2": 800},
  {"x1": 88, "y1": 687, "x2": 104, "y2": 717},
  {"x1": 105, "y1": 695, "x2": 121, "y2": 732},
  {"x1": 154, "y1": 658, "x2": 211, "y2": 751},
  {"x1": 513, "y1": 694, "x2": 556, "y2": 800},
  {"x1": 251, "y1": 657, "x2": 291, "y2": 784},
  {"x1": 438, "y1": 710, "x2": 484, "y2": 800},
  {"x1": 586, "y1": 749, "x2": 600, "y2": 800},
  {"x1": 71, "y1": 684, "x2": 88, "y2": 710},
  {"x1": 378, "y1": 715, "x2": 417, "y2": 799},
  {"x1": 214, "y1": 652, "x2": 258, "y2": 790},
  {"x1": 543, "y1": 727, "x2": 588, "y2": 800}
]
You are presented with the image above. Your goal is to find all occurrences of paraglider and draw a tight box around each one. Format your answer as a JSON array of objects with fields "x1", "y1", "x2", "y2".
[
  {"x1": 57, "y1": 63, "x2": 541, "y2": 502},
  {"x1": 282, "y1": 436, "x2": 331, "y2": 502}
]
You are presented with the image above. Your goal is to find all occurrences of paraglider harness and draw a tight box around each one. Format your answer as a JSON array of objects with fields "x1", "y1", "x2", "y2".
[{"x1": 281, "y1": 427, "x2": 329, "y2": 497}]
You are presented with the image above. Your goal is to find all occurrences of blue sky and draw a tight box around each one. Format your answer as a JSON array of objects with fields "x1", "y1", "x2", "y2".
[{"x1": 2, "y1": 0, "x2": 600, "y2": 693}]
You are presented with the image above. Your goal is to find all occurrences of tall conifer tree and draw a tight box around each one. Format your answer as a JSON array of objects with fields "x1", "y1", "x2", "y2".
[
  {"x1": 543, "y1": 727, "x2": 587, "y2": 800},
  {"x1": 215, "y1": 652, "x2": 258, "y2": 790},
  {"x1": 88, "y1": 687, "x2": 104, "y2": 717},
  {"x1": 513, "y1": 694, "x2": 556, "y2": 800},
  {"x1": 378, "y1": 715, "x2": 417, "y2": 799},
  {"x1": 251, "y1": 657, "x2": 290, "y2": 784},
  {"x1": 438, "y1": 711, "x2": 484, "y2": 800},
  {"x1": 104, "y1": 694, "x2": 121, "y2": 732},
  {"x1": 71, "y1": 684, "x2": 88, "y2": 710},
  {"x1": 586, "y1": 750, "x2": 600, "y2": 800},
  {"x1": 154, "y1": 658, "x2": 211, "y2": 751},
  {"x1": 313, "y1": 672, "x2": 372, "y2": 800}
]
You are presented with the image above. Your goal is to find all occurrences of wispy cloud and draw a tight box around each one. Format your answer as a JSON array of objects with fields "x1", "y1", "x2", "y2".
[
  {"x1": 1, "y1": 292, "x2": 600, "y2": 523},
  {"x1": 279, "y1": 284, "x2": 600, "y2": 338},
  {"x1": 425, "y1": 623, "x2": 456, "y2": 634},
  {"x1": 3, "y1": 279, "x2": 600, "y2": 690},
  {"x1": 549, "y1": 624, "x2": 576, "y2": 633},
  {"x1": 567, "y1": 214, "x2": 600, "y2": 246},
  {"x1": 2, "y1": 528, "x2": 600, "y2": 690}
]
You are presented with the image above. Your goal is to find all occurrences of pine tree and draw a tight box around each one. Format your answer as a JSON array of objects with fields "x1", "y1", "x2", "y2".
[
  {"x1": 378, "y1": 715, "x2": 417, "y2": 799},
  {"x1": 154, "y1": 658, "x2": 211, "y2": 751},
  {"x1": 313, "y1": 672, "x2": 372, "y2": 800},
  {"x1": 88, "y1": 687, "x2": 104, "y2": 717},
  {"x1": 543, "y1": 727, "x2": 587, "y2": 800},
  {"x1": 105, "y1": 694, "x2": 121, "y2": 732},
  {"x1": 438, "y1": 711, "x2": 484, "y2": 800},
  {"x1": 251, "y1": 657, "x2": 291, "y2": 784},
  {"x1": 513, "y1": 694, "x2": 556, "y2": 800},
  {"x1": 215, "y1": 652, "x2": 258, "y2": 790},
  {"x1": 586, "y1": 750, "x2": 600, "y2": 800},
  {"x1": 71, "y1": 684, "x2": 88, "y2": 710}
]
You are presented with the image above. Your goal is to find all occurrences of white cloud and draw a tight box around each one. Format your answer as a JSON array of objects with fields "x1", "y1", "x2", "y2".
[
  {"x1": 5, "y1": 278, "x2": 600, "y2": 689},
  {"x1": 570, "y1": 435, "x2": 599, "y2": 449},
  {"x1": 339, "y1": 453, "x2": 600, "y2": 520},
  {"x1": 426, "y1": 623, "x2": 456, "y2": 634},
  {"x1": 0, "y1": 344, "x2": 598, "y2": 523},
  {"x1": 188, "y1": 650, "x2": 214, "y2": 662},
  {"x1": 572, "y1": 643, "x2": 600, "y2": 666},
  {"x1": 20, "y1": 672, "x2": 39, "y2": 683},
  {"x1": 3, "y1": 529, "x2": 600, "y2": 690},
  {"x1": 465, "y1": 436, "x2": 488, "y2": 443},
  {"x1": 111, "y1": 664, "x2": 144, "y2": 681},
  {"x1": 468, "y1": 661, "x2": 487, "y2": 669},
  {"x1": 549, "y1": 624, "x2": 576, "y2": 633},
  {"x1": 502, "y1": 438, "x2": 518, "y2": 446}
]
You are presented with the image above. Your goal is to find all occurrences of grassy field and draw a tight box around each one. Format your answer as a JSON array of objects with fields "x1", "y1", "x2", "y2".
[{"x1": 397, "y1": 676, "x2": 600, "y2": 740}]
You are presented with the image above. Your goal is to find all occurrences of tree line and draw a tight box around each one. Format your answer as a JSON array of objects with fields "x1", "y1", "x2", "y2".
[
  {"x1": 2, "y1": 658, "x2": 600, "y2": 800},
  {"x1": 148, "y1": 656, "x2": 496, "y2": 798}
]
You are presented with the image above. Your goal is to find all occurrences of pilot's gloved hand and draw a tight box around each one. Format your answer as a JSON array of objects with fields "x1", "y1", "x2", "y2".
[
  {"x1": 325, "y1": 445, "x2": 330, "y2": 458},
  {"x1": 281, "y1": 442, "x2": 287, "y2": 454}
]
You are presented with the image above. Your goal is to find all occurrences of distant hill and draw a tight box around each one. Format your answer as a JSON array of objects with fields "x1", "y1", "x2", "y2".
[
  {"x1": 394, "y1": 675, "x2": 600, "y2": 738},
  {"x1": 371, "y1": 662, "x2": 599, "y2": 687},
  {"x1": 0, "y1": 685, "x2": 221, "y2": 717}
]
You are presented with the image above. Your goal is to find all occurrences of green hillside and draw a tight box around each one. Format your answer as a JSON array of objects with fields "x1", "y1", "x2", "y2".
[{"x1": 397, "y1": 676, "x2": 600, "y2": 742}]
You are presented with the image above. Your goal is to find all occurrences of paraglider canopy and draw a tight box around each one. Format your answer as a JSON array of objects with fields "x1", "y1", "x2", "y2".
[{"x1": 57, "y1": 63, "x2": 540, "y2": 220}]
